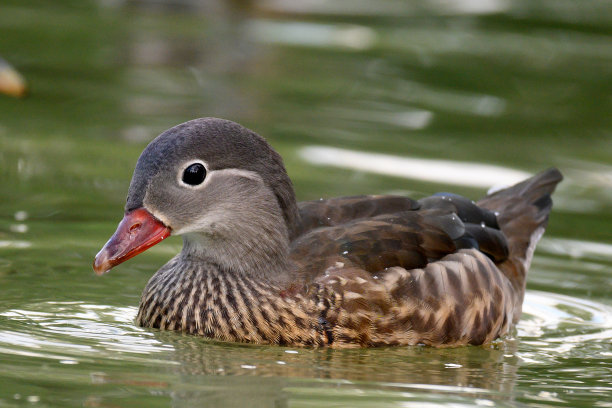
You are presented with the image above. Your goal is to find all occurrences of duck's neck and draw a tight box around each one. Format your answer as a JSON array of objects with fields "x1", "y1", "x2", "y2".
[
  {"x1": 179, "y1": 210, "x2": 292, "y2": 285},
  {"x1": 135, "y1": 181, "x2": 322, "y2": 343}
]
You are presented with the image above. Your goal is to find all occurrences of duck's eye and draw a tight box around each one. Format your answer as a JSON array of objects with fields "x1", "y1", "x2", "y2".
[{"x1": 182, "y1": 163, "x2": 206, "y2": 186}]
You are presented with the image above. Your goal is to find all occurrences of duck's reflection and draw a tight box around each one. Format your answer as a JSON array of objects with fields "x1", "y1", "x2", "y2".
[{"x1": 152, "y1": 331, "x2": 520, "y2": 407}]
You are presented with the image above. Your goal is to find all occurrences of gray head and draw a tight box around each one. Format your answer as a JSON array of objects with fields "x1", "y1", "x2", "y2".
[
  {"x1": 128, "y1": 118, "x2": 298, "y2": 231},
  {"x1": 95, "y1": 118, "x2": 300, "y2": 277}
]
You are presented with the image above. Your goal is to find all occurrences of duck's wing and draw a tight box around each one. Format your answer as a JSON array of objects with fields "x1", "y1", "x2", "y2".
[
  {"x1": 290, "y1": 169, "x2": 562, "y2": 347},
  {"x1": 290, "y1": 194, "x2": 508, "y2": 278},
  {"x1": 296, "y1": 195, "x2": 420, "y2": 236},
  {"x1": 289, "y1": 200, "x2": 512, "y2": 346}
]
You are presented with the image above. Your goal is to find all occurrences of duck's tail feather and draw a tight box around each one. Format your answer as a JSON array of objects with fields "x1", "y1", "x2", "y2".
[{"x1": 477, "y1": 168, "x2": 562, "y2": 311}]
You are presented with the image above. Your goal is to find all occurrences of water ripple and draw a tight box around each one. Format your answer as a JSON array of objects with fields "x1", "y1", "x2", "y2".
[
  {"x1": 0, "y1": 289, "x2": 610, "y2": 373},
  {"x1": 0, "y1": 302, "x2": 174, "y2": 366}
]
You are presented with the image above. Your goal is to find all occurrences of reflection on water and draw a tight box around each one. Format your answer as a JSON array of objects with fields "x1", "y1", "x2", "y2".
[
  {"x1": 249, "y1": 21, "x2": 377, "y2": 50},
  {"x1": 1, "y1": 0, "x2": 611, "y2": 406},
  {"x1": 299, "y1": 145, "x2": 531, "y2": 188},
  {"x1": 539, "y1": 238, "x2": 612, "y2": 262},
  {"x1": 0, "y1": 240, "x2": 31, "y2": 249},
  {"x1": 0, "y1": 289, "x2": 610, "y2": 406},
  {"x1": 0, "y1": 304, "x2": 171, "y2": 363},
  {"x1": 258, "y1": 0, "x2": 512, "y2": 16}
]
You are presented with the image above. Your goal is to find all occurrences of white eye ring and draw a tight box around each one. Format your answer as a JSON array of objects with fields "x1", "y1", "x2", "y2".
[{"x1": 178, "y1": 160, "x2": 208, "y2": 188}]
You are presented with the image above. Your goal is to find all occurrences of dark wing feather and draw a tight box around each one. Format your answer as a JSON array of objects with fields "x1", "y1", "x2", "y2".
[
  {"x1": 291, "y1": 210, "x2": 456, "y2": 279},
  {"x1": 418, "y1": 194, "x2": 509, "y2": 263},
  {"x1": 292, "y1": 193, "x2": 511, "y2": 282},
  {"x1": 296, "y1": 195, "x2": 419, "y2": 236}
]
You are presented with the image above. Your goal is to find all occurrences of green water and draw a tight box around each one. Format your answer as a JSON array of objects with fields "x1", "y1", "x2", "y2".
[{"x1": 1, "y1": 1, "x2": 611, "y2": 407}]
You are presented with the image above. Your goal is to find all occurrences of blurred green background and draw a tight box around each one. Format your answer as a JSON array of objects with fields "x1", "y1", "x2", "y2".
[{"x1": 1, "y1": 0, "x2": 611, "y2": 407}]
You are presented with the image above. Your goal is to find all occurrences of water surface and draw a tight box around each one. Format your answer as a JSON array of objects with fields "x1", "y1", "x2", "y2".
[{"x1": 1, "y1": 1, "x2": 611, "y2": 407}]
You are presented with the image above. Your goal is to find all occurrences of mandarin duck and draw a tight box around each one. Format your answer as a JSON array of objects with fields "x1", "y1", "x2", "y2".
[{"x1": 94, "y1": 118, "x2": 562, "y2": 347}]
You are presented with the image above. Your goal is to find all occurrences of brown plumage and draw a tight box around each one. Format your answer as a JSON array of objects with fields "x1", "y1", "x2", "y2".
[{"x1": 93, "y1": 118, "x2": 563, "y2": 348}]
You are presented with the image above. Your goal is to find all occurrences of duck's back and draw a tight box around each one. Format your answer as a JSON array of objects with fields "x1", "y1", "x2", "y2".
[{"x1": 290, "y1": 169, "x2": 562, "y2": 347}]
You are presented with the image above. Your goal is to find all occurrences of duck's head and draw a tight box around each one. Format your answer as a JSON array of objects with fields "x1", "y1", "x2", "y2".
[{"x1": 93, "y1": 118, "x2": 299, "y2": 276}]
